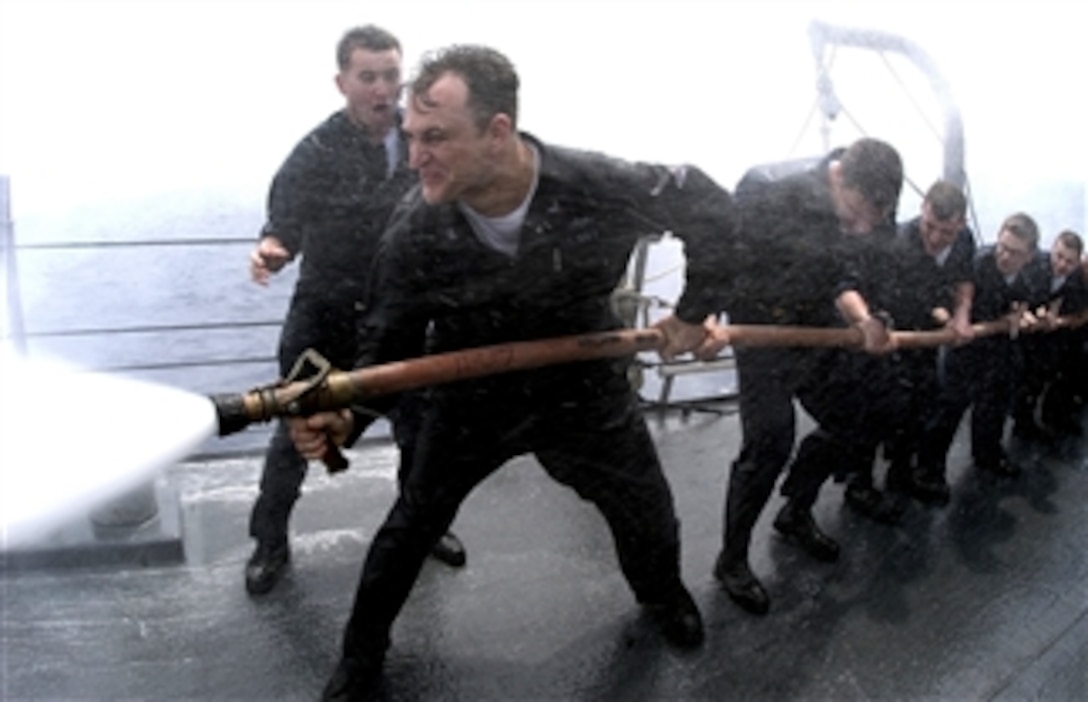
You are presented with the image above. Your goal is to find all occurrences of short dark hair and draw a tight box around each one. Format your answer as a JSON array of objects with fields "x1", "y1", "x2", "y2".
[
  {"x1": 923, "y1": 180, "x2": 967, "y2": 221},
  {"x1": 839, "y1": 138, "x2": 903, "y2": 213},
  {"x1": 1055, "y1": 229, "x2": 1084, "y2": 256},
  {"x1": 336, "y1": 25, "x2": 401, "y2": 71},
  {"x1": 410, "y1": 44, "x2": 519, "y2": 131},
  {"x1": 1001, "y1": 212, "x2": 1040, "y2": 251}
]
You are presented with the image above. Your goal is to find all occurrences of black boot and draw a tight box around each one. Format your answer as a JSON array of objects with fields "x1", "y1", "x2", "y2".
[
  {"x1": 644, "y1": 585, "x2": 705, "y2": 648},
  {"x1": 430, "y1": 531, "x2": 467, "y2": 568},
  {"x1": 1012, "y1": 419, "x2": 1054, "y2": 443},
  {"x1": 976, "y1": 454, "x2": 1021, "y2": 478},
  {"x1": 713, "y1": 552, "x2": 770, "y2": 615},
  {"x1": 773, "y1": 502, "x2": 839, "y2": 562},
  {"x1": 245, "y1": 541, "x2": 290, "y2": 595},
  {"x1": 884, "y1": 458, "x2": 914, "y2": 495},
  {"x1": 909, "y1": 466, "x2": 950, "y2": 505},
  {"x1": 1047, "y1": 415, "x2": 1083, "y2": 438},
  {"x1": 320, "y1": 654, "x2": 384, "y2": 701},
  {"x1": 844, "y1": 483, "x2": 904, "y2": 525}
]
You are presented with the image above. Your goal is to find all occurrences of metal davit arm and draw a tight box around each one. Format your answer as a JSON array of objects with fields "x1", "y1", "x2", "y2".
[{"x1": 807, "y1": 19, "x2": 966, "y2": 190}]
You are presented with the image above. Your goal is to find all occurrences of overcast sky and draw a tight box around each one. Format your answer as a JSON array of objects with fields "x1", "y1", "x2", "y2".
[{"x1": 0, "y1": 0, "x2": 1084, "y2": 240}]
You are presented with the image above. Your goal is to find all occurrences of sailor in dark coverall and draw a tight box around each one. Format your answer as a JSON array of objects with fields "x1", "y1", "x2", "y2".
[
  {"x1": 1013, "y1": 229, "x2": 1087, "y2": 439},
  {"x1": 245, "y1": 26, "x2": 464, "y2": 597},
  {"x1": 915, "y1": 213, "x2": 1042, "y2": 499},
  {"x1": 842, "y1": 180, "x2": 977, "y2": 516},
  {"x1": 288, "y1": 45, "x2": 737, "y2": 700},
  {"x1": 701, "y1": 139, "x2": 903, "y2": 617},
  {"x1": 773, "y1": 218, "x2": 907, "y2": 525}
]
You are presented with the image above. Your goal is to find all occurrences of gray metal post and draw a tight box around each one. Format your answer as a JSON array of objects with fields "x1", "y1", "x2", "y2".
[{"x1": 1, "y1": 175, "x2": 28, "y2": 354}]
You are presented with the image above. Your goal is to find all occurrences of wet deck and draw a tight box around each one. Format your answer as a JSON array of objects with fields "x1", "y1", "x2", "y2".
[{"x1": 2, "y1": 401, "x2": 1087, "y2": 701}]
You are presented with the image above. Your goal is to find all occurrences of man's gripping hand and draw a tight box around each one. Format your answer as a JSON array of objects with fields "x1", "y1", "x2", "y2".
[
  {"x1": 652, "y1": 314, "x2": 725, "y2": 362},
  {"x1": 288, "y1": 410, "x2": 354, "y2": 460},
  {"x1": 855, "y1": 315, "x2": 896, "y2": 354}
]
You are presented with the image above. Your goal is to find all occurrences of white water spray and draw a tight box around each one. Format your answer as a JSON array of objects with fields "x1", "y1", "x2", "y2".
[{"x1": 0, "y1": 349, "x2": 217, "y2": 549}]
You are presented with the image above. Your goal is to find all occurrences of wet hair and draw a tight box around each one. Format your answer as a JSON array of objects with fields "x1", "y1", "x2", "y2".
[
  {"x1": 923, "y1": 180, "x2": 967, "y2": 221},
  {"x1": 839, "y1": 138, "x2": 904, "y2": 213},
  {"x1": 336, "y1": 25, "x2": 401, "y2": 71},
  {"x1": 410, "y1": 44, "x2": 519, "y2": 131},
  {"x1": 1055, "y1": 229, "x2": 1084, "y2": 256},
  {"x1": 1001, "y1": 212, "x2": 1040, "y2": 251}
]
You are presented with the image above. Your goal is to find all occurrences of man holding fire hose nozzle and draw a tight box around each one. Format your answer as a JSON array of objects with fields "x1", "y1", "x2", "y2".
[{"x1": 287, "y1": 43, "x2": 739, "y2": 700}]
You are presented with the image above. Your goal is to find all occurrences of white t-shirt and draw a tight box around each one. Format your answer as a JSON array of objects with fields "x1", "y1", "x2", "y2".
[
  {"x1": 933, "y1": 245, "x2": 952, "y2": 267},
  {"x1": 458, "y1": 145, "x2": 540, "y2": 257},
  {"x1": 383, "y1": 129, "x2": 401, "y2": 179}
]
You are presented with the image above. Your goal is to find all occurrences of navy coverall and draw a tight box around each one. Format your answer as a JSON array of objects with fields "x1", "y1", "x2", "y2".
[
  {"x1": 718, "y1": 151, "x2": 868, "y2": 567},
  {"x1": 917, "y1": 246, "x2": 1033, "y2": 477},
  {"x1": 249, "y1": 110, "x2": 416, "y2": 547},
  {"x1": 336, "y1": 133, "x2": 736, "y2": 662}
]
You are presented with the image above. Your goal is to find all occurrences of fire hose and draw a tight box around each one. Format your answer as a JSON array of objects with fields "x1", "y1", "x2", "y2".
[{"x1": 210, "y1": 317, "x2": 1016, "y2": 472}]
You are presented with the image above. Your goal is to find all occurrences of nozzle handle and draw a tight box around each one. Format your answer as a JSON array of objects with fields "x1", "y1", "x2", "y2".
[{"x1": 323, "y1": 443, "x2": 349, "y2": 474}]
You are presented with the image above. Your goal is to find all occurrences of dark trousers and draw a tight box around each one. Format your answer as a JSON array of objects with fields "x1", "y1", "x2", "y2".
[
  {"x1": 1014, "y1": 334, "x2": 1056, "y2": 427},
  {"x1": 721, "y1": 344, "x2": 825, "y2": 565},
  {"x1": 1015, "y1": 330, "x2": 1082, "y2": 429},
  {"x1": 882, "y1": 347, "x2": 940, "y2": 474},
  {"x1": 1074, "y1": 328, "x2": 1088, "y2": 406},
  {"x1": 845, "y1": 347, "x2": 940, "y2": 490},
  {"x1": 917, "y1": 338, "x2": 1017, "y2": 477},
  {"x1": 780, "y1": 349, "x2": 909, "y2": 506},
  {"x1": 249, "y1": 291, "x2": 363, "y2": 546},
  {"x1": 340, "y1": 381, "x2": 685, "y2": 662}
]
